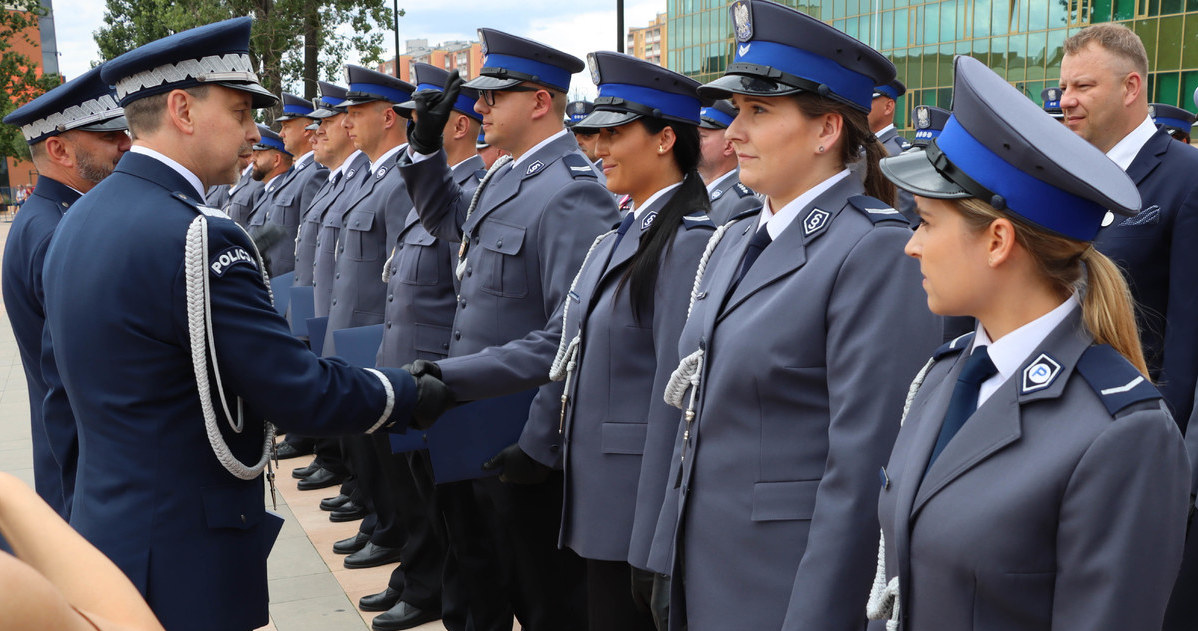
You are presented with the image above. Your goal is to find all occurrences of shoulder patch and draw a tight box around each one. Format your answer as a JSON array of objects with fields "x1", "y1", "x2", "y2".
[
  {"x1": 734, "y1": 182, "x2": 754, "y2": 198},
  {"x1": 848, "y1": 195, "x2": 908, "y2": 225},
  {"x1": 681, "y1": 212, "x2": 717, "y2": 231},
  {"x1": 933, "y1": 332, "x2": 974, "y2": 360},
  {"x1": 172, "y1": 191, "x2": 230, "y2": 219},
  {"x1": 1076, "y1": 344, "x2": 1162, "y2": 416},
  {"x1": 209, "y1": 246, "x2": 258, "y2": 277},
  {"x1": 729, "y1": 206, "x2": 760, "y2": 223},
  {"x1": 561, "y1": 153, "x2": 598, "y2": 179}
]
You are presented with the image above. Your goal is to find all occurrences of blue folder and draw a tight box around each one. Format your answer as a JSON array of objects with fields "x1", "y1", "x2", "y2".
[
  {"x1": 269, "y1": 271, "x2": 294, "y2": 316},
  {"x1": 331, "y1": 325, "x2": 384, "y2": 368},
  {"x1": 288, "y1": 286, "x2": 315, "y2": 337},
  {"x1": 424, "y1": 389, "x2": 539, "y2": 484},
  {"x1": 306, "y1": 317, "x2": 329, "y2": 358}
]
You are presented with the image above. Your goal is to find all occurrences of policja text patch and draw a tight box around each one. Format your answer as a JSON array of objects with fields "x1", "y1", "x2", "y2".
[{"x1": 209, "y1": 246, "x2": 258, "y2": 277}]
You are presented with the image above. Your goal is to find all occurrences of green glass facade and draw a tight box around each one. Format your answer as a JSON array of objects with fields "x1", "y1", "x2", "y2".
[{"x1": 667, "y1": 0, "x2": 1198, "y2": 130}]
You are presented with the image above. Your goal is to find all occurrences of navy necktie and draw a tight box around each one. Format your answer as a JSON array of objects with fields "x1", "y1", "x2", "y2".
[
  {"x1": 728, "y1": 225, "x2": 772, "y2": 294},
  {"x1": 611, "y1": 211, "x2": 637, "y2": 252},
  {"x1": 925, "y1": 346, "x2": 998, "y2": 474}
]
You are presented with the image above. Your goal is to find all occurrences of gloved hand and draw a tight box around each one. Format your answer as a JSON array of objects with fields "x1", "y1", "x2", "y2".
[
  {"x1": 411, "y1": 372, "x2": 454, "y2": 430},
  {"x1": 402, "y1": 359, "x2": 442, "y2": 380},
  {"x1": 408, "y1": 69, "x2": 463, "y2": 155},
  {"x1": 482, "y1": 443, "x2": 551, "y2": 485}
]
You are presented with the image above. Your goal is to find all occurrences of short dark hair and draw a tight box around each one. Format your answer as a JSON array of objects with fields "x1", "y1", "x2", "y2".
[{"x1": 123, "y1": 85, "x2": 211, "y2": 136}]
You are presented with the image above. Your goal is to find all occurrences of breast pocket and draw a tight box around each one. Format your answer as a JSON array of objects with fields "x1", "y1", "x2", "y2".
[
  {"x1": 397, "y1": 229, "x2": 442, "y2": 286},
  {"x1": 273, "y1": 193, "x2": 298, "y2": 226},
  {"x1": 343, "y1": 209, "x2": 381, "y2": 262},
  {"x1": 476, "y1": 220, "x2": 527, "y2": 298}
]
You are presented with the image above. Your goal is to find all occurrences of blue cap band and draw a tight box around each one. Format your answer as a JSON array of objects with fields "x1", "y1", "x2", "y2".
[
  {"x1": 701, "y1": 106, "x2": 735, "y2": 128},
  {"x1": 256, "y1": 136, "x2": 289, "y2": 154},
  {"x1": 1155, "y1": 116, "x2": 1193, "y2": 133},
  {"x1": 283, "y1": 103, "x2": 313, "y2": 116},
  {"x1": 320, "y1": 95, "x2": 346, "y2": 108},
  {"x1": 483, "y1": 53, "x2": 572, "y2": 91},
  {"x1": 875, "y1": 85, "x2": 900, "y2": 100},
  {"x1": 348, "y1": 82, "x2": 411, "y2": 104},
  {"x1": 937, "y1": 115, "x2": 1105, "y2": 240},
  {"x1": 416, "y1": 82, "x2": 482, "y2": 120},
  {"x1": 734, "y1": 40, "x2": 874, "y2": 110},
  {"x1": 598, "y1": 83, "x2": 700, "y2": 125}
]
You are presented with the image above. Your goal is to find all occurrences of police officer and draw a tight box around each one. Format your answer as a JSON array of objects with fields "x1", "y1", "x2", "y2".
[
  {"x1": 1150, "y1": 102, "x2": 1195, "y2": 143},
  {"x1": 221, "y1": 147, "x2": 264, "y2": 227},
  {"x1": 275, "y1": 92, "x2": 328, "y2": 213},
  {"x1": 870, "y1": 54, "x2": 1188, "y2": 631},
  {"x1": 1, "y1": 64, "x2": 129, "y2": 518},
  {"x1": 696, "y1": 99, "x2": 761, "y2": 224},
  {"x1": 871, "y1": 79, "x2": 916, "y2": 223},
  {"x1": 1041, "y1": 86, "x2": 1064, "y2": 120},
  {"x1": 400, "y1": 28, "x2": 620, "y2": 630},
  {"x1": 909, "y1": 104, "x2": 949, "y2": 149},
  {"x1": 655, "y1": 2, "x2": 940, "y2": 629},
  {"x1": 244, "y1": 125, "x2": 296, "y2": 274},
  {"x1": 566, "y1": 100, "x2": 599, "y2": 163},
  {"x1": 38, "y1": 19, "x2": 451, "y2": 631}
]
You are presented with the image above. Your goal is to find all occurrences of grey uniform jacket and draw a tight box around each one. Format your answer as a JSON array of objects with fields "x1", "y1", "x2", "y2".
[
  {"x1": 376, "y1": 155, "x2": 482, "y2": 369},
  {"x1": 399, "y1": 134, "x2": 619, "y2": 466},
  {"x1": 877, "y1": 126, "x2": 917, "y2": 225},
  {"x1": 293, "y1": 162, "x2": 352, "y2": 287},
  {"x1": 877, "y1": 313, "x2": 1189, "y2": 631},
  {"x1": 706, "y1": 168, "x2": 762, "y2": 225},
  {"x1": 312, "y1": 152, "x2": 370, "y2": 316},
  {"x1": 323, "y1": 148, "x2": 413, "y2": 354},
  {"x1": 246, "y1": 167, "x2": 302, "y2": 275},
  {"x1": 656, "y1": 174, "x2": 940, "y2": 630},
  {"x1": 254, "y1": 153, "x2": 327, "y2": 276},
  {"x1": 223, "y1": 167, "x2": 264, "y2": 228},
  {"x1": 205, "y1": 184, "x2": 231, "y2": 209}
]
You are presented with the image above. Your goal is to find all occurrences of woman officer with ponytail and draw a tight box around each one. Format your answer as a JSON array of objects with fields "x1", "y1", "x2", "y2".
[
  {"x1": 649, "y1": 1, "x2": 941, "y2": 629},
  {"x1": 869, "y1": 56, "x2": 1189, "y2": 631}
]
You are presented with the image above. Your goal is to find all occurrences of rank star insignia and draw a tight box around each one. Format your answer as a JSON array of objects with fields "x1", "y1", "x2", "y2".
[
  {"x1": 1021, "y1": 353, "x2": 1062, "y2": 394},
  {"x1": 803, "y1": 208, "x2": 830, "y2": 236}
]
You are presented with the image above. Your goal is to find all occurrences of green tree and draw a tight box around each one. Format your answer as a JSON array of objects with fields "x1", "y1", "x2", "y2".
[
  {"x1": 93, "y1": 0, "x2": 394, "y2": 120},
  {"x1": 1, "y1": 0, "x2": 66, "y2": 161}
]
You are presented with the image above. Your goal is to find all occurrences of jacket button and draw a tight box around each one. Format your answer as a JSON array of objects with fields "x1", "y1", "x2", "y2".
[
  {"x1": 332, "y1": 299, "x2": 337, "y2": 305},
  {"x1": 385, "y1": 321, "x2": 391, "y2": 328},
  {"x1": 388, "y1": 294, "x2": 394, "y2": 301},
  {"x1": 459, "y1": 298, "x2": 466, "y2": 308},
  {"x1": 550, "y1": 445, "x2": 560, "y2": 453},
  {"x1": 240, "y1": 514, "x2": 247, "y2": 524},
  {"x1": 496, "y1": 239, "x2": 503, "y2": 247},
  {"x1": 335, "y1": 273, "x2": 340, "y2": 279},
  {"x1": 454, "y1": 330, "x2": 461, "y2": 340},
  {"x1": 466, "y1": 267, "x2": 472, "y2": 276}
]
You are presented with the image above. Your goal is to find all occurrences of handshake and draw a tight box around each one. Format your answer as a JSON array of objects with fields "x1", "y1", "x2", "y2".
[{"x1": 405, "y1": 359, "x2": 453, "y2": 430}]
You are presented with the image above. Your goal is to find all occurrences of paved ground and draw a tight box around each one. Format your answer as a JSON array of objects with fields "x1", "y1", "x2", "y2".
[{"x1": 0, "y1": 219, "x2": 450, "y2": 631}]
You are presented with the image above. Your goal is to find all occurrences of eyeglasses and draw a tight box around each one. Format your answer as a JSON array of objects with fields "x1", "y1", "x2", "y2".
[{"x1": 479, "y1": 85, "x2": 540, "y2": 107}]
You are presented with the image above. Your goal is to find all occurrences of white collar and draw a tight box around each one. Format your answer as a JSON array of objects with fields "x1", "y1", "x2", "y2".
[
  {"x1": 630, "y1": 181, "x2": 683, "y2": 220},
  {"x1": 756, "y1": 169, "x2": 851, "y2": 239},
  {"x1": 371, "y1": 143, "x2": 405, "y2": 174},
  {"x1": 513, "y1": 129, "x2": 569, "y2": 170},
  {"x1": 129, "y1": 145, "x2": 205, "y2": 200},
  {"x1": 706, "y1": 168, "x2": 738, "y2": 194},
  {"x1": 973, "y1": 294, "x2": 1080, "y2": 406},
  {"x1": 264, "y1": 172, "x2": 283, "y2": 192},
  {"x1": 1105, "y1": 115, "x2": 1157, "y2": 171},
  {"x1": 334, "y1": 150, "x2": 364, "y2": 179},
  {"x1": 876, "y1": 123, "x2": 896, "y2": 137},
  {"x1": 295, "y1": 151, "x2": 315, "y2": 168}
]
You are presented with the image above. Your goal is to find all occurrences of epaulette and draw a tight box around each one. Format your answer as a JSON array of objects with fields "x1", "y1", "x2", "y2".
[
  {"x1": 561, "y1": 153, "x2": 599, "y2": 179},
  {"x1": 681, "y1": 211, "x2": 717, "y2": 231},
  {"x1": 475, "y1": 169, "x2": 488, "y2": 181},
  {"x1": 733, "y1": 182, "x2": 754, "y2": 198},
  {"x1": 933, "y1": 332, "x2": 974, "y2": 360},
  {"x1": 848, "y1": 195, "x2": 908, "y2": 225},
  {"x1": 897, "y1": 137, "x2": 912, "y2": 151},
  {"x1": 172, "y1": 191, "x2": 229, "y2": 219},
  {"x1": 728, "y1": 206, "x2": 760, "y2": 223},
  {"x1": 1075, "y1": 344, "x2": 1163, "y2": 416}
]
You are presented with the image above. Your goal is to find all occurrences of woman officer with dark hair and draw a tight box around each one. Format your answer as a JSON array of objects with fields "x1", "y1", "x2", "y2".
[
  {"x1": 649, "y1": 1, "x2": 941, "y2": 629},
  {"x1": 869, "y1": 55, "x2": 1189, "y2": 631}
]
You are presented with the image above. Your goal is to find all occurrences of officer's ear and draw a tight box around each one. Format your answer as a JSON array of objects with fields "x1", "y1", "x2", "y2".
[
  {"x1": 450, "y1": 113, "x2": 472, "y2": 141},
  {"x1": 40, "y1": 135, "x2": 76, "y2": 169},
  {"x1": 164, "y1": 88, "x2": 200, "y2": 135}
]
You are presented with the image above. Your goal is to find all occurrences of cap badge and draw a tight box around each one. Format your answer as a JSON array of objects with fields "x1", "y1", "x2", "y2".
[
  {"x1": 733, "y1": 1, "x2": 753, "y2": 42},
  {"x1": 916, "y1": 106, "x2": 930, "y2": 129},
  {"x1": 1148, "y1": 104, "x2": 1156, "y2": 118},
  {"x1": 1048, "y1": 88, "x2": 1059, "y2": 101},
  {"x1": 802, "y1": 208, "x2": 830, "y2": 236},
  {"x1": 588, "y1": 53, "x2": 601, "y2": 85},
  {"x1": 1021, "y1": 353, "x2": 1062, "y2": 394}
]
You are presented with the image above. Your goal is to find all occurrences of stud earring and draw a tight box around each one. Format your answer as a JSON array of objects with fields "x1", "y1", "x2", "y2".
[{"x1": 817, "y1": 145, "x2": 825, "y2": 153}]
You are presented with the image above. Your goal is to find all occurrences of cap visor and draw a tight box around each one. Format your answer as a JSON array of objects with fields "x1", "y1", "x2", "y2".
[
  {"x1": 274, "y1": 113, "x2": 307, "y2": 122},
  {"x1": 879, "y1": 149, "x2": 971, "y2": 199},
  {"x1": 697, "y1": 73, "x2": 803, "y2": 101},
  {"x1": 217, "y1": 82, "x2": 278, "y2": 108},
  {"x1": 572, "y1": 109, "x2": 642, "y2": 131},
  {"x1": 393, "y1": 100, "x2": 416, "y2": 118},
  {"x1": 76, "y1": 115, "x2": 128, "y2": 133},
  {"x1": 341, "y1": 95, "x2": 384, "y2": 106},
  {"x1": 308, "y1": 107, "x2": 343, "y2": 119},
  {"x1": 304, "y1": 122, "x2": 319, "y2": 130},
  {"x1": 461, "y1": 75, "x2": 523, "y2": 90},
  {"x1": 698, "y1": 119, "x2": 726, "y2": 130}
]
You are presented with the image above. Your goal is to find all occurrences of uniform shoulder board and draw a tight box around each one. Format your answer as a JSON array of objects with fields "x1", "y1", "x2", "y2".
[
  {"x1": 1075, "y1": 344, "x2": 1162, "y2": 416},
  {"x1": 172, "y1": 191, "x2": 229, "y2": 219},
  {"x1": 561, "y1": 153, "x2": 599, "y2": 179},
  {"x1": 848, "y1": 195, "x2": 908, "y2": 225},
  {"x1": 728, "y1": 206, "x2": 760, "y2": 223},
  {"x1": 933, "y1": 332, "x2": 974, "y2": 360},
  {"x1": 681, "y1": 211, "x2": 717, "y2": 231},
  {"x1": 897, "y1": 137, "x2": 912, "y2": 151},
  {"x1": 734, "y1": 182, "x2": 754, "y2": 198}
]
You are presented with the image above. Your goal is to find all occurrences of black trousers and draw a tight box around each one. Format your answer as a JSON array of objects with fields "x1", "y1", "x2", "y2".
[
  {"x1": 436, "y1": 479, "x2": 512, "y2": 631},
  {"x1": 344, "y1": 435, "x2": 402, "y2": 546},
  {"x1": 630, "y1": 566, "x2": 672, "y2": 631},
  {"x1": 312, "y1": 437, "x2": 348, "y2": 476},
  {"x1": 375, "y1": 444, "x2": 444, "y2": 612},
  {"x1": 588, "y1": 560, "x2": 657, "y2": 631},
  {"x1": 1163, "y1": 507, "x2": 1198, "y2": 630},
  {"x1": 475, "y1": 472, "x2": 586, "y2": 631}
]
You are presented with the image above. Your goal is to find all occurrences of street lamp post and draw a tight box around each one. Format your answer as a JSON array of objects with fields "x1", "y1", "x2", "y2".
[{"x1": 393, "y1": 0, "x2": 402, "y2": 78}]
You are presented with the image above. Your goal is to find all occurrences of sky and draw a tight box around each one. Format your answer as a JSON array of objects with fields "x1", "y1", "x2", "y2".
[{"x1": 50, "y1": 0, "x2": 667, "y2": 99}]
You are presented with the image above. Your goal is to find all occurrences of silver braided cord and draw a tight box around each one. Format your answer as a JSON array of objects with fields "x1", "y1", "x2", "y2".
[
  {"x1": 382, "y1": 246, "x2": 396, "y2": 283},
  {"x1": 866, "y1": 357, "x2": 934, "y2": 630},
  {"x1": 184, "y1": 215, "x2": 276, "y2": 480},
  {"x1": 19, "y1": 94, "x2": 123, "y2": 142},
  {"x1": 456, "y1": 154, "x2": 513, "y2": 281},
  {"x1": 115, "y1": 53, "x2": 258, "y2": 101},
  {"x1": 548, "y1": 229, "x2": 616, "y2": 383},
  {"x1": 663, "y1": 223, "x2": 731, "y2": 410}
]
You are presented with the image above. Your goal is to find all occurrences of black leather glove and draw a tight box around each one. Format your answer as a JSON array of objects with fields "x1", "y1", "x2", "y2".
[
  {"x1": 411, "y1": 373, "x2": 454, "y2": 430},
  {"x1": 482, "y1": 443, "x2": 551, "y2": 485},
  {"x1": 408, "y1": 69, "x2": 463, "y2": 155},
  {"x1": 402, "y1": 359, "x2": 442, "y2": 380}
]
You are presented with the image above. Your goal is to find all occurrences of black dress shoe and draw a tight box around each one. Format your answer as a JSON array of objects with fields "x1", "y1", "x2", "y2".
[
  {"x1": 291, "y1": 462, "x2": 321, "y2": 479},
  {"x1": 332, "y1": 531, "x2": 370, "y2": 555},
  {"x1": 274, "y1": 441, "x2": 311, "y2": 459},
  {"x1": 320, "y1": 494, "x2": 352, "y2": 511},
  {"x1": 345, "y1": 542, "x2": 403, "y2": 569},
  {"x1": 296, "y1": 467, "x2": 345, "y2": 491},
  {"x1": 359, "y1": 586, "x2": 402, "y2": 612},
  {"x1": 372, "y1": 602, "x2": 440, "y2": 630},
  {"x1": 329, "y1": 500, "x2": 368, "y2": 522}
]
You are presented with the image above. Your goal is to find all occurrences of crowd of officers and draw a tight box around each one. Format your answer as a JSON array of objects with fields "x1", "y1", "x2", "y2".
[{"x1": 4, "y1": 2, "x2": 1198, "y2": 630}]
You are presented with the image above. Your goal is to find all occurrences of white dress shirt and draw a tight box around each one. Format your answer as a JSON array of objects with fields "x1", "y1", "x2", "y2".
[{"x1": 972, "y1": 294, "x2": 1080, "y2": 408}]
